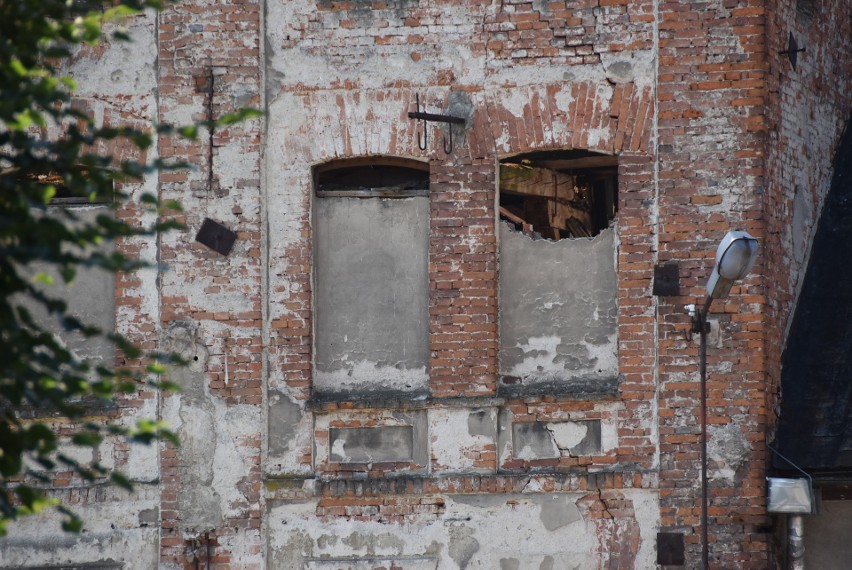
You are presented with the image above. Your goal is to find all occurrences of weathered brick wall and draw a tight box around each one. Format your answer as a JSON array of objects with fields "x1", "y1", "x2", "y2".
[
  {"x1": 8, "y1": 0, "x2": 852, "y2": 568},
  {"x1": 264, "y1": 0, "x2": 662, "y2": 567},
  {"x1": 156, "y1": 0, "x2": 263, "y2": 567},
  {"x1": 654, "y1": 0, "x2": 771, "y2": 567},
  {"x1": 0, "y1": 12, "x2": 163, "y2": 569},
  {"x1": 764, "y1": 0, "x2": 852, "y2": 433}
]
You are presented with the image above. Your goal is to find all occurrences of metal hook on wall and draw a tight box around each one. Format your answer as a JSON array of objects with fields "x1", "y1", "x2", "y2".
[{"x1": 407, "y1": 93, "x2": 465, "y2": 156}]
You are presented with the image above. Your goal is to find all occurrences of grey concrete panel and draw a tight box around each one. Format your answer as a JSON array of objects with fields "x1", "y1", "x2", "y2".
[
  {"x1": 313, "y1": 196, "x2": 429, "y2": 395},
  {"x1": 17, "y1": 206, "x2": 115, "y2": 364},
  {"x1": 511, "y1": 420, "x2": 602, "y2": 460},
  {"x1": 511, "y1": 422, "x2": 559, "y2": 459},
  {"x1": 329, "y1": 426, "x2": 414, "y2": 463},
  {"x1": 268, "y1": 390, "x2": 303, "y2": 456},
  {"x1": 499, "y1": 223, "x2": 618, "y2": 393}
]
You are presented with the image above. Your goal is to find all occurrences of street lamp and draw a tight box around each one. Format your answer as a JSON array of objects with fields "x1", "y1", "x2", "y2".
[{"x1": 688, "y1": 230, "x2": 759, "y2": 570}]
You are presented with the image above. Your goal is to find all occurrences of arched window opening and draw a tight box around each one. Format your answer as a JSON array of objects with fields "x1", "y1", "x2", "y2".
[{"x1": 312, "y1": 157, "x2": 430, "y2": 399}]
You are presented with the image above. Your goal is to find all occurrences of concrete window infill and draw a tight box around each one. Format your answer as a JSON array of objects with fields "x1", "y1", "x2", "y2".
[
  {"x1": 312, "y1": 158, "x2": 430, "y2": 399},
  {"x1": 498, "y1": 151, "x2": 619, "y2": 398}
]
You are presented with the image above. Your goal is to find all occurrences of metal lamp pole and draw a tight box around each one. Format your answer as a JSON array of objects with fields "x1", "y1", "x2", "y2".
[
  {"x1": 689, "y1": 230, "x2": 758, "y2": 570},
  {"x1": 693, "y1": 297, "x2": 713, "y2": 570}
]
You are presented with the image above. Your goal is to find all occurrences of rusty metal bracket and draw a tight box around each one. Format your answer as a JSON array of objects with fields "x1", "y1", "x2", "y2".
[{"x1": 408, "y1": 93, "x2": 465, "y2": 154}]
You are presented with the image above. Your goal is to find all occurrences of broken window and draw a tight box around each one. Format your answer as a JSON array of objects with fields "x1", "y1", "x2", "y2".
[
  {"x1": 498, "y1": 150, "x2": 619, "y2": 397},
  {"x1": 312, "y1": 158, "x2": 430, "y2": 398},
  {"x1": 499, "y1": 150, "x2": 617, "y2": 240}
]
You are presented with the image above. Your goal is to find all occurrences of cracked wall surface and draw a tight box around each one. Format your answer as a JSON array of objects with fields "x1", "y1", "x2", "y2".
[
  {"x1": 267, "y1": 489, "x2": 659, "y2": 569},
  {"x1": 498, "y1": 224, "x2": 618, "y2": 396},
  {"x1": 10, "y1": 0, "x2": 850, "y2": 566}
]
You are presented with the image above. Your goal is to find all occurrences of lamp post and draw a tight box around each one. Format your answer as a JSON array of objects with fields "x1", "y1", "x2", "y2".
[{"x1": 688, "y1": 230, "x2": 758, "y2": 569}]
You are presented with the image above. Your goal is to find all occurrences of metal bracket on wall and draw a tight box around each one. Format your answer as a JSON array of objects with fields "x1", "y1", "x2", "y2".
[
  {"x1": 779, "y1": 32, "x2": 806, "y2": 71},
  {"x1": 408, "y1": 93, "x2": 466, "y2": 155}
]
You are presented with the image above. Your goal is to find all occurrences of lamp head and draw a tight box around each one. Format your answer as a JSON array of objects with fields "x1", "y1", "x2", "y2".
[{"x1": 706, "y1": 230, "x2": 758, "y2": 299}]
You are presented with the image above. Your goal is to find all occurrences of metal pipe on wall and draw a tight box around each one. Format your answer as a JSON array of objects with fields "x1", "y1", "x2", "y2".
[{"x1": 789, "y1": 515, "x2": 805, "y2": 570}]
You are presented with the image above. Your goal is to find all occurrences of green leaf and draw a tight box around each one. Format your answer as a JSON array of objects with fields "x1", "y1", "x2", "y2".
[
  {"x1": 41, "y1": 185, "x2": 57, "y2": 204},
  {"x1": 110, "y1": 472, "x2": 133, "y2": 491},
  {"x1": 61, "y1": 514, "x2": 83, "y2": 533},
  {"x1": 32, "y1": 273, "x2": 55, "y2": 286},
  {"x1": 178, "y1": 125, "x2": 198, "y2": 139},
  {"x1": 71, "y1": 433, "x2": 103, "y2": 447}
]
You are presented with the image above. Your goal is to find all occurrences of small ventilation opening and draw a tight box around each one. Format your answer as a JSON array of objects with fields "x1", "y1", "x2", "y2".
[{"x1": 499, "y1": 150, "x2": 618, "y2": 240}]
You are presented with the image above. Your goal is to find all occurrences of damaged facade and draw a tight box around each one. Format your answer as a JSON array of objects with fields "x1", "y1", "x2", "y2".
[{"x1": 3, "y1": 0, "x2": 852, "y2": 569}]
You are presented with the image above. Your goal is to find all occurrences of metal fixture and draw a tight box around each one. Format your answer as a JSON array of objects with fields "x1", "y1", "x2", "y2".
[
  {"x1": 195, "y1": 217, "x2": 237, "y2": 256},
  {"x1": 788, "y1": 514, "x2": 805, "y2": 570},
  {"x1": 779, "y1": 32, "x2": 806, "y2": 71},
  {"x1": 653, "y1": 262, "x2": 680, "y2": 296},
  {"x1": 408, "y1": 93, "x2": 466, "y2": 154},
  {"x1": 689, "y1": 230, "x2": 759, "y2": 570},
  {"x1": 767, "y1": 445, "x2": 815, "y2": 570}
]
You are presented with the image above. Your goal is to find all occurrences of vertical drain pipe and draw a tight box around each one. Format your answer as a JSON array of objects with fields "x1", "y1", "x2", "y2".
[{"x1": 789, "y1": 515, "x2": 805, "y2": 570}]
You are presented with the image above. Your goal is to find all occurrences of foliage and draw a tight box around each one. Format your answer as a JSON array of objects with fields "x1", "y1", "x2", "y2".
[{"x1": 0, "y1": 0, "x2": 258, "y2": 534}]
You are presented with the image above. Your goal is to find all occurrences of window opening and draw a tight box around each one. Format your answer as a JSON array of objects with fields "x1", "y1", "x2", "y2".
[
  {"x1": 499, "y1": 150, "x2": 617, "y2": 240},
  {"x1": 315, "y1": 158, "x2": 429, "y2": 198},
  {"x1": 312, "y1": 157, "x2": 430, "y2": 398},
  {"x1": 21, "y1": 170, "x2": 114, "y2": 206}
]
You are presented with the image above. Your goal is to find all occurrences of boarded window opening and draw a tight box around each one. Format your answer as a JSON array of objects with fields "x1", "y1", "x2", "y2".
[
  {"x1": 312, "y1": 157, "x2": 430, "y2": 398},
  {"x1": 499, "y1": 150, "x2": 617, "y2": 240}
]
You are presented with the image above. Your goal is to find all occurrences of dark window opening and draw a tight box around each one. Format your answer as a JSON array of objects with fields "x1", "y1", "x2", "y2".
[
  {"x1": 315, "y1": 157, "x2": 429, "y2": 198},
  {"x1": 20, "y1": 170, "x2": 114, "y2": 206},
  {"x1": 499, "y1": 150, "x2": 617, "y2": 240}
]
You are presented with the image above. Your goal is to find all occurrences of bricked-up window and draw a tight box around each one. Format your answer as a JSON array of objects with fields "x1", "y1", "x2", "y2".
[
  {"x1": 312, "y1": 158, "x2": 430, "y2": 398},
  {"x1": 10, "y1": 176, "x2": 117, "y2": 417},
  {"x1": 499, "y1": 151, "x2": 617, "y2": 240},
  {"x1": 498, "y1": 150, "x2": 619, "y2": 398},
  {"x1": 18, "y1": 173, "x2": 116, "y2": 364}
]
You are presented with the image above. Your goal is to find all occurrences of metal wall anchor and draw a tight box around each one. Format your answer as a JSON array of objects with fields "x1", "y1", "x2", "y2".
[{"x1": 408, "y1": 93, "x2": 466, "y2": 155}]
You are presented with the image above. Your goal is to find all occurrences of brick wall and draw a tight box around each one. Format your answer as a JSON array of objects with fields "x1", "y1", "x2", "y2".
[
  {"x1": 156, "y1": 0, "x2": 263, "y2": 567},
  {"x1": 8, "y1": 0, "x2": 852, "y2": 567},
  {"x1": 764, "y1": 0, "x2": 852, "y2": 433},
  {"x1": 655, "y1": 0, "x2": 770, "y2": 566}
]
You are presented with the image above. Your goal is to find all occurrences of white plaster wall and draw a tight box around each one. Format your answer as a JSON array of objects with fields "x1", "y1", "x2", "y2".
[
  {"x1": 0, "y1": 486, "x2": 159, "y2": 568},
  {"x1": 267, "y1": 489, "x2": 659, "y2": 569}
]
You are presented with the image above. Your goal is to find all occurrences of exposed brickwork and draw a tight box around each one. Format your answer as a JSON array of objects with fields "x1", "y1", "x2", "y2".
[
  {"x1": 763, "y1": 0, "x2": 852, "y2": 434},
  {"x1": 655, "y1": 0, "x2": 770, "y2": 566},
  {"x1": 484, "y1": 0, "x2": 654, "y2": 65},
  {"x1": 429, "y1": 156, "x2": 498, "y2": 398},
  {"x1": 155, "y1": 0, "x2": 263, "y2": 568},
  {"x1": 12, "y1": 0, "x2": 852, "y2": 568}
]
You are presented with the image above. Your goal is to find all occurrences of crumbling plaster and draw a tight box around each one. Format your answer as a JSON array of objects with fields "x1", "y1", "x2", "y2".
[
  {"x1": 0, "y1": 487, "x2": 160, "y2": 568},
  {"x1": 499, "y1": 225, "x2": 618, "y2": 392},
  {"x1": 162, "y1": 321, "x2": 262, "y2": 528},
  {"x1": 267, "y1": 489, "x2": 659, "y2": 569}
]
